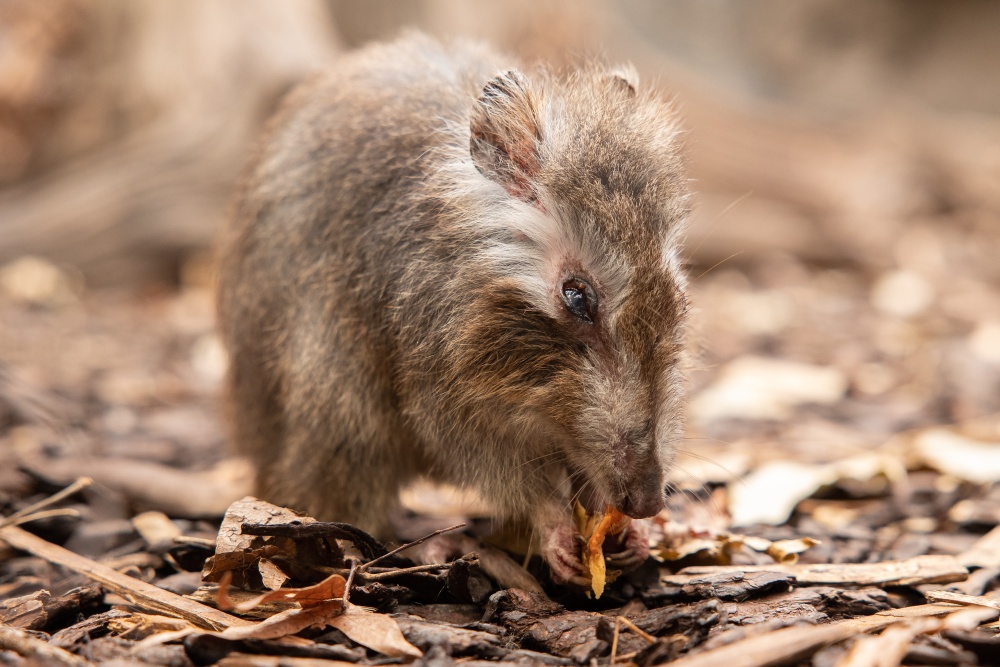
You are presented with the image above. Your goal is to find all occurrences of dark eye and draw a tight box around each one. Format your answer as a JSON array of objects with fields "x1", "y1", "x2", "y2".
[{"x1": 561, "y1": 277, "x2": 598, "y2": 323}]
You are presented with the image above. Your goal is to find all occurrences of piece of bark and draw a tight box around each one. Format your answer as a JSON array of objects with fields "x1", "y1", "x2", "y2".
[
  {"x1": 924, "y1": 589, "x2": 1000, "y2": 611},
  {"x1": 958, "y1": 524, "x2": 1000, "y2": 569},
  {"x1": 444, "y1": 555, "x2": 495, "y2": 604},
  {"x1": 394, "y1": 614, "x2": 506, "y2": 658},
  {"x1": 942, "y1": 628, "x2": 1000, "y2": 665},
  {"x1": 0, "y1": 524, "x2": 250, "y2": 630},
  {"x1": 646, "y1": 570, "x2": 794, "y2": 603},
  {"x1": 214, "y1": 656, "x2": 363, "y2": 667},
  {"x1": 903, "y1": 641, "x2": 977, "y2": 666},
  {"x1": 0, "y1": 584, "x2": 103, "y2": 631},
  {"x1": 834, "y1": 618, "x2": 938, "y2": 667},
  {"x1": 661, "y1": 603, "x2": 966, "y2": 667},
  {"x1": 722, "y1": 589, "x2": 828, "y2": 626},
  {"x1": 949, "y1": 566, "x2": 1000, "y2": 596},
  {"x1": 0, "y1": 624, "x2": 90, "y2": 667},
  {"x1": 723, "y1": 586, "x2": 892, "y2": 625},
  {"x1": 678, "y1": 554, "x2": 967, "y2": 587},
  {"x1": 482, "y1": 588, "x2": 564, "y2": 624},
  {"x1": 597, "y1": 601, "x2": 723, "y2": 659},
  {"x1": 0, "y1": 589, "x2": 50, "y2": 629},
  {"x1": 520, "y1": 610, "x2": 610, "y2": 663},
  {"x1": 182, "y1": 633, "x2": 366, "y2": 665},
  {"x1": 49, "y1": 609, "x2": 131, "y2": 649}
]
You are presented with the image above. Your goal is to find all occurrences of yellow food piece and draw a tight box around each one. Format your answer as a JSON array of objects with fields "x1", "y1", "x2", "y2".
[{"x1": 575, "y1": 502, "x2": 630, "y2": 598}]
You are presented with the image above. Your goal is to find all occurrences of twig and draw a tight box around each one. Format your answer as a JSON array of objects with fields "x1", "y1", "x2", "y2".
[
  {"x1": 0, "y1": 477, "x2": 91, "y2": 528},
  {"x1": 172, "y1": 535, "x2": 216, "y2": 548},
  {"x1": 318, "y1": 561, "x2": 454, "y2": 581},
  {"x1": 610, "y1": 617, "x2": 620, "y2": 664},
  {"x1": 617, "y1": 616, "x2": 657, "y2": 644},
  {"x1": 242, "y1": 521, "x2": 386, "y2": 560},
  {"x1": 361, "y1": 562, "x2": 454, "y2": 581},
  {"x1": 4, "y1": 508, "x2": 81, "y2": 526},
  {"x1": 343, "y1": 559, "x2": 358, "y2": 606},
  {"x1": 358, "y1": 523, "x2": 466, "y2": 572},
  {"x1": 0, "y1": 524, "x2": 250, "y2": 631}
]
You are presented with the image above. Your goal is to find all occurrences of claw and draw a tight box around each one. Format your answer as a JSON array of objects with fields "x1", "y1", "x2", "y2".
[
  {"x1": 605, "y1": 547, "x2": 636, "y2": 566},
  {"x1": 541, "y1": 518, "x2": 588, "y2": 585},
  {"x1": 601, "y1": 519, "x2": 651, "y2": 573}
]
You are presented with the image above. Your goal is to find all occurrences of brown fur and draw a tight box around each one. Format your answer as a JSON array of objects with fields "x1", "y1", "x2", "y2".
[{"x1": 217, "y1": 33, "x2": 689, "y2": 548}]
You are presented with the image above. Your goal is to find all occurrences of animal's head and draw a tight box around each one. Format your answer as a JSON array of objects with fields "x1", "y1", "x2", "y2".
[{"x1": 447, "y1": 64, "x2": 689, "y2": 518}]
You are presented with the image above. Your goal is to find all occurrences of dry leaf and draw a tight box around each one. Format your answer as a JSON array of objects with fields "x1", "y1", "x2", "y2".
[
  {"x1": 224, "y1": 573, "x2": 346, "y2": 613},
  {"x1": 690, "y1": 356, "x2": 847, "y2": 422},
  {"x1": 575, "y1": 503, "x2": 630, "y2": 598},
  {"x1": 909, "y1": 429, "x2": 1000, "y2": 483},
  {"x1": 258, "y1": 558, "x2": 290, "y2": 591},
  {"x1": 766, "y1": 538, "x2": 821, "y2": 564},
  {"x1": 654, "y1": 532, "x2": 742, "y2": 564},
  {"x1": 653, "y1": 527, "x2": 819, "y2": 566},
  {"x1": 214, "y1": 573, "x2": 348, "y2": 641},
  {"x1": 329, "y1": 605, "x2": 422, "y2": 658},
  {"x1": 729, "y1": 454, "x2": 905, "y2": 526},
  {"x1": 203, "y1": 497, "x2": 309, "y2": 586},
  {"x1": 220, "y1": 600, "x2": 344, "y2": 641}
]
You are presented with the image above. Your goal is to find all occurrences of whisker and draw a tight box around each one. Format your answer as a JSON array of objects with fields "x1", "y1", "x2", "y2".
[
  {"x1": 692, "y1": 250, "x2": 744, "y2": 283},
  {"x1": 686, "y1": 191, "x2": 753, "y2": 260}
]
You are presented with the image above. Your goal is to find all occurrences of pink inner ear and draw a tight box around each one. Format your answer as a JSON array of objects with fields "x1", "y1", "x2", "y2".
[{"x1": 499, "y1": 136, "x2": 542, "y2": 204}]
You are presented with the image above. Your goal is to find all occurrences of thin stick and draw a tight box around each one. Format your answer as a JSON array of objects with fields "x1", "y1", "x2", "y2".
[
  {"x1": 172, "y1": 535, "x2": 216, "y2": 548},
  {"x1": 5, "y1": 508, "x2": 81, "y2": 526},
  {"x1": 0, "y1": 524, "x2": 250, "y2": 631},
  {"x1": 343, "y1": 559, "x2": 358, "y2": 606},
  {"x1": 618, "y1": 616, "x2": 657, "y2": 644},
  {"x1": 358, "y1": 523, "x2": 466, "y2": 572},
  {"x1": 610, "y1": 616, "x2": 621, "y2": 664},
  {"x1": 361, "y1": 562, "x2": 452, "y2": 581},
  {"x1": 318, "y1": 560, "x2": 452, "y2": 582},
  {"x1": 1, "y1": 477, "x2": 91, "y2": 528}
]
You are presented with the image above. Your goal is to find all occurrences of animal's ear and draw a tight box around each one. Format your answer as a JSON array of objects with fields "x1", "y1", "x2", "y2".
[
  {"x1": 470, "y1": 70, "x2": 542, "y2": 201},
  {"x1": 605, "y1": 65, "x2": 638, "y2": 97}
]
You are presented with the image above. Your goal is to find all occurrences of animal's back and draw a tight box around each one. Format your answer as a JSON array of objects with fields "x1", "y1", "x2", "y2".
[{"x1": 217, "y1": 35, "x2": 500, "y2": 532}]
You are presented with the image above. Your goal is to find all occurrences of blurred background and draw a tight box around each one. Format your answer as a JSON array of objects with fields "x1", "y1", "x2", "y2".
[{"x1": 2, "y1": 0, "x2": 1000, "y2": 528}]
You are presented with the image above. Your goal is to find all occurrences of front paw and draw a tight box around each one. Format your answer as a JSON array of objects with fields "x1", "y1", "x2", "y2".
[
  {"x1": 540, "y1": 521, "x2": 590, "y2": 587},
  {"x1": 604, "y1": 518, "x2": 651, "y2": 572}
]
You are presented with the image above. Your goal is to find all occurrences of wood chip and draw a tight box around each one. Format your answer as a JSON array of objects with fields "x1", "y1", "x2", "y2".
[
  {"x1": 959, "y1": 524, "x2": 1000, "y2": 569},
  {"x1": 834, "y1": 619, "x2": 939, "y2": 667},
  {"x1": 0, "y1": 624, "x2": 91, "y2": 667},
  {"x1": 0, "y1": 589, "x2": 50, "y2": 628},
  {"x1": 131, "y1": 510, "x2": 182, "y2": 550},
  {"x1": 661, "y1": 603, "x2": 963, "y2": 667},
  {"x1": 679, "y1": 554, "x2": 967, "y2": 586}
]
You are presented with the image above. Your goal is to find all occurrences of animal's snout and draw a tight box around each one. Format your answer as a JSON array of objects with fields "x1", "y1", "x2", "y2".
[{"x1": 618, "y1": 466, "x2": 665, "y2": 519}]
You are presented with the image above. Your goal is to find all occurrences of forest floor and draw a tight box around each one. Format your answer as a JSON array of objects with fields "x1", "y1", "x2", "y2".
[{"x1": 2, "y1": 236, "x2": 1000, "y2": 666}]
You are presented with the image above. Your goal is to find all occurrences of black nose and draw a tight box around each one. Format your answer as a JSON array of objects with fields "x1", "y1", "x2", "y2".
[{"x1": 619, "y1": 470, "x2": 666, "y2": 519}]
